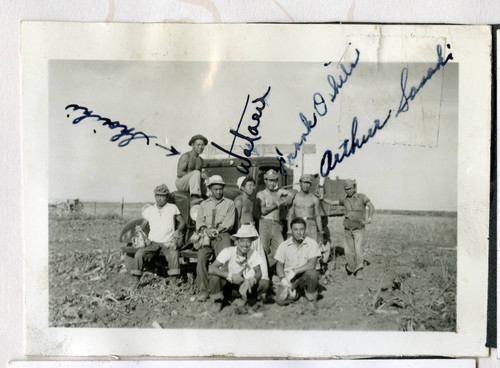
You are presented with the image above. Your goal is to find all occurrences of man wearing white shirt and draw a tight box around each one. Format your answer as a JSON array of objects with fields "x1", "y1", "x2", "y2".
[
  {"x1": 208, "y1": 225, "x2": 268, "y2": 312},
  {"x1": 274, "y1": 217, "x2": 321, "y2": 306},
  {"x1": 130, "y1": 184, "x2": 185, "y2": 286}
]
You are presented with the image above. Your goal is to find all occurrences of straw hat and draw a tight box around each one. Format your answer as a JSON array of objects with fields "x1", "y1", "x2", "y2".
[{"x1": 207, "y1": 175, "x2": 225, "y2": 187}]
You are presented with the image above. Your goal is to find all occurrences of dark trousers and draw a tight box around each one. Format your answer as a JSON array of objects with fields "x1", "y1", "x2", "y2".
[
  {"x1": 130, "y1": 242, "x2": 180, "y2": 276},
  {"x1": 259, "y1": 219, "x2": 283, "y2": 268},
  {"x1": 196, "y1": 232, "x2": 231, "y2": 293},
  {"x1": 209, "y1": 275, "x2": 269, "y2": 301},
  {"x1": 291, "y1": 269, "x2": 319, "y2": 301}
]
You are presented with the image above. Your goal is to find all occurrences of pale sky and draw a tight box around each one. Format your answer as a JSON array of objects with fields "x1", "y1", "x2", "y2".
[{"x1": 49, "y1": 59, "x2": 458, "y2": 211}]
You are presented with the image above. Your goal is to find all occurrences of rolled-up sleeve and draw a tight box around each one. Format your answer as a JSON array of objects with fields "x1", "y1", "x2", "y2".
[
  {"x1": 273, "y1": 243, "x2": 286, "y2": 264},
  {"x1": 308, "y1": 241, "x2": 322, "y2": 259}
]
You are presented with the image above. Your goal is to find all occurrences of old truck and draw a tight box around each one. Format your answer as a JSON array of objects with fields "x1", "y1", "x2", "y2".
[{"x1": 119, "y1": 156, "x2": 350, "y2": 271}]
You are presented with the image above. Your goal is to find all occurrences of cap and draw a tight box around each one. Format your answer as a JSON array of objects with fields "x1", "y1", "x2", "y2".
[
  {"x1": 264, "y1": 169, "x2": 279, "y2": 180},
  {"x1": 237, "y1": 176, "x2": 254, "y2": 190},
  {"x1": 207, "y1": 175, "x2": 225, "y2": 187},
  {"x1": 236, "y1": 176, "x2": 246, "y2": 190},
  {"x1": 344, "y1": 179, "x2": 355, "y2": 189},
  {"x1": 300, "y1": 174, "x2": 313, "y2": 183},
  {"x1": 154, "y1": 184, "x2": 170, "y2": 195},
  {"x1": 188, "y1": 134, "x2": 208, "y2": 146}
]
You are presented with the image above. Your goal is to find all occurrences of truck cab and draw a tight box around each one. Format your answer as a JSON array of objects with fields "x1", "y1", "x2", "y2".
[{"x1": 171, "y1": 157, "x2": 294, "y2": 257}]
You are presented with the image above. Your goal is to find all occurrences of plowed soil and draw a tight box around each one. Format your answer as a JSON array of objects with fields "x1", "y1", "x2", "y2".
[{"x1": 49, "y1": 207, "x2": 456, "y2": 331}]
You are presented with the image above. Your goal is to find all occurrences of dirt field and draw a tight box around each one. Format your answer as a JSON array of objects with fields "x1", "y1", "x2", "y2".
[{"x1": 49, "y1": 203, "x2": 457, "y2": 331}]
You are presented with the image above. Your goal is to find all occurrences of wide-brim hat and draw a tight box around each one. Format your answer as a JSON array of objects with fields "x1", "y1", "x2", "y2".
[
  {"x1": 264, "y1": 169, "x2": 279, "y2": 180},
  {"x1": 207, "y1": 175, "x2": 225, "y2": 187},
  {"x1": 154, "y1": 184, "x2": 170, "y2": 195},
  {"x1": 231, "y1": 224, "x2": 259, "y2": 240},
  {"x1": 188, "y1": 134, "x2": 208, "y2": 146}
]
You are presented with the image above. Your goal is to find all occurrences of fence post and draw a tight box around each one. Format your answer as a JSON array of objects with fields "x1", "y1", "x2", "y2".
[{"x1": 121, "y1": 197, "x2": 124, "y2": 218}]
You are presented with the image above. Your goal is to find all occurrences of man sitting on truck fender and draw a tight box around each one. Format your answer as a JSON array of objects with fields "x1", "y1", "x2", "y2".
[
  {"x1": 175, "y1": 134, "x2": 208, "y2": 200},
  {"x1": 207, "y1": 225, "x2": 268, "y2": 312},
  {"x1": 130, "y1": 184, "x2": 185, "y2": 288},
  {"x1": 195, "y1": 175, "x2": 236, "y2": 302}
]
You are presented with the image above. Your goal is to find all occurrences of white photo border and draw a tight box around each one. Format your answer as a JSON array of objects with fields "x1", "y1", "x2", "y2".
[{"x1": 22, "y1": 22, "x2": 491, "y2": 357}]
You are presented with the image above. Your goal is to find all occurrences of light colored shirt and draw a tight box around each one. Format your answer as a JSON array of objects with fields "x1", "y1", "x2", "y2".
[
  {"x1": 196, "y1": 196, "x2": 235, "y2": 233},
  {"x1": 216, "y1": 246, "x2": 264, "y2": 280},
  {"x1": 274, "y1": 236, "x2": 321, "y2": 279},
  {"x1": 142, "y1": 203, "x2": 180, "y2": 244}
]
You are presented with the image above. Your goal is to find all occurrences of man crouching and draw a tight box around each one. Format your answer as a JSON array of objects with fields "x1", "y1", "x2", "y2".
[
  {"x1": 274, "y1": 217, "x2": 321, "y2": 307},
  {"x1": 207, "y1": 225, "x2": 269, "y2": 312}
]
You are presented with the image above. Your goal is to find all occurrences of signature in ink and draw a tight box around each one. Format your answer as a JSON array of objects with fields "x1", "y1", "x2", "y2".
[
  {"x1": 319, "y1": 44, "x2": 454, "y2": 177},
  {"x1": 211, "y1": 86, "x2": 271, "y2": 174},
  {"x1": 276, "y1": 45, "x2": 361, "y2": 174},
  {"x1": 320, "y1": 112, "x2": 392, "y2": 176},
  {"x1": 65, "y1": 104, "x2": 180, "y2": 157},
  {"x1": 65, "y1": 104, "x2": 158, "y2": 147},
  {"x1": 397, "y1": 44, "x2": 454, "y2": 117}
]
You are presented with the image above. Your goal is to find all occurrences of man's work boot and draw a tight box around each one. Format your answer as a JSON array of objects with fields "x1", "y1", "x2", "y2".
[
  {"x1": 209, "y1": 301, "x2": 223, "y2": 314},
  {"x1": 130, "y1": 275, "x2": 141, "y2": 289},
  {"x1": 345, "y1": 264, "x2": 353, "y2": 276},
  {"x1": 190, "y1": 195, "x2": 203, "y2": 206},
  {"x1": 355, "y1": 269, "x2": 364, "y2": 280},
  {"x1": 197, "y1": 292, "x2": 209, "y2": 302}
]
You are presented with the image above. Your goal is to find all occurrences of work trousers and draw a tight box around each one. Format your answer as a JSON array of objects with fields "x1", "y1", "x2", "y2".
[
  {"x1": 247, "y1": 223, "x2": 269, "y2": 280},
  {"x1": 175, "y1": 170, "x2": 201, "y2": 196},
  {"x1": 292, "y1": 269, "x2": 320, "y2": 301},
  {"x1": 278, "y1": 269, "x2": 320, "y2": 303},
  {"x1": 305, "y1": 219, "x2": 318, "y2": 242},
  {"x1": 259, "y1": 219, "x2": 283, "y2": 268},
  {"x1": 196, "y1": 232, "x2": 231, "y2": 293},
  {"x1": 344, "y1": 228, "x2": 365, "y2": 273},
  {"x1": 130, "y1": 242, "x2": 180, "y2": 276},
  {"x1": 209, "y1": 276, "x2": 269, "y2": 301}
]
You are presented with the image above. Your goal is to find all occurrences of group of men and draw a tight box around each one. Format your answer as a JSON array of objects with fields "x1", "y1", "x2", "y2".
[{"x1": 127, "y1": 134, "x2": 375, "y2": 312}]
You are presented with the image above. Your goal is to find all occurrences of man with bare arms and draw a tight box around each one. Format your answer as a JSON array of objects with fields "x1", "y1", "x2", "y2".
[
  {"x1": 234, "y1": 176, "x2": 256, "y2": 230},
  {"x1": 234, "y1": 176, "x2": 269, "y2": 283},
  {"x1": 322, "y1": 179, "x2": 374, "y2": 280},
  {"x1": 287, "y1": 174, "x2": 324, "y2": 244},
  {"x1": 256, "y1": 169, "x2": 293, "y2": 272},
  {"x1": 175, "y1": 134, "x2": 208, "y2": 200}
]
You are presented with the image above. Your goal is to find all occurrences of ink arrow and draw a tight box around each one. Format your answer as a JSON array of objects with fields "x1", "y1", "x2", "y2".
[{"x1": 155, "y1": 143, "x2": 181, "y2": 157}]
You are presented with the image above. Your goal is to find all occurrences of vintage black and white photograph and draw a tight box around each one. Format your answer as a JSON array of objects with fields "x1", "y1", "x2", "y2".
[
  {"x1": 48, "y1": 56, "x2": 459, "y2": 331},
  {"x1": 22, "y1": 23, "x2": 490, "y2": 357}
]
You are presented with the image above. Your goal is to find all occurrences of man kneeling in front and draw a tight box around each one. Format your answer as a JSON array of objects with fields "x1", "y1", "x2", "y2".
[
  {"x1": 207, "y1": 225, "x2": 268, "y2": 312},
  {"x1": 274, "y1": 217, "x2": 321, "y2": 306}
]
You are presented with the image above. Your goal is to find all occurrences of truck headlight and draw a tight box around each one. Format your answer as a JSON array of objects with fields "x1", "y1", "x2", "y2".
[{"x1": 190, "y1": 204, "x2": 200, "y2": 221}]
